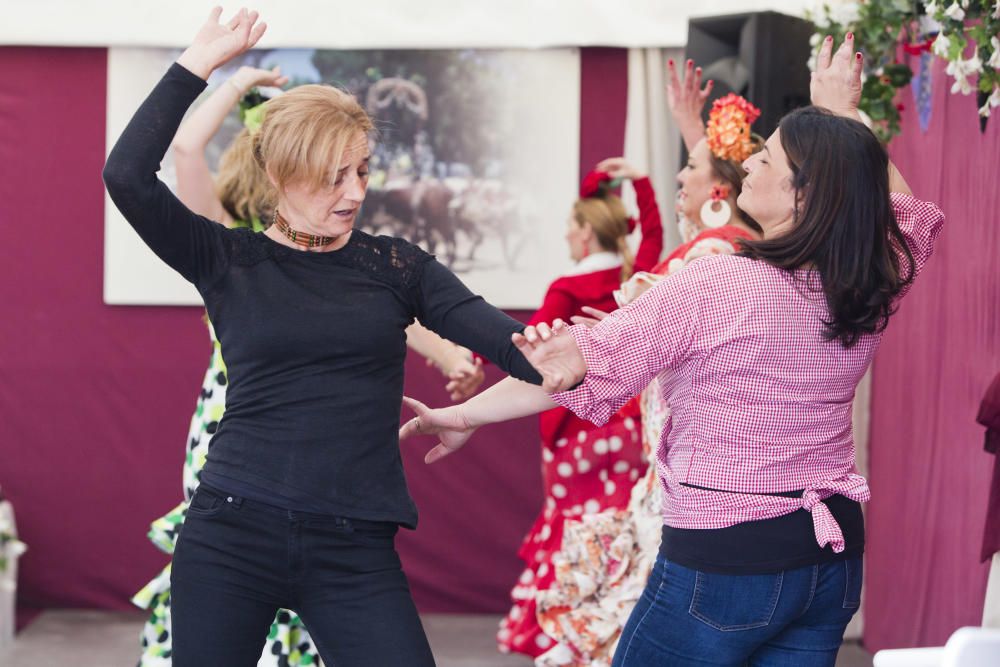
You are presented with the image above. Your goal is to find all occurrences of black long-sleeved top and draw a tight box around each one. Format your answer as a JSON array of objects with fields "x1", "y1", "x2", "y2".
[{"x1": 103, "y1": 63, "x2": 541, "y2": 528}]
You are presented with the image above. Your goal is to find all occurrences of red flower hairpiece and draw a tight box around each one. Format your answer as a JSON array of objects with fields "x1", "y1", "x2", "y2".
[
  {"x1": 710, "y1": 184, "x2": 731, "y2": 202},
  {"x1": 580, "y1": 169, "x2": 611, "y2": 198}
]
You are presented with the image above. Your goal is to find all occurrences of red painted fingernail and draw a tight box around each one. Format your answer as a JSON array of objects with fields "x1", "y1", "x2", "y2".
[
  {"x1": 668, "y1": 59, "x2": 674, "y2": 66},
  {"x1": 826, "y1": 35, "x2": 833, "y2": 42},
  {"x1": 687, "y1": 59, "x2": 693, "y2": 65},
  {"x1": 856, "y1": 52, "x2": 862, "y2": 60},
  {"x1": 847, "y1": 32, "x2": 854, "y2": 39}
]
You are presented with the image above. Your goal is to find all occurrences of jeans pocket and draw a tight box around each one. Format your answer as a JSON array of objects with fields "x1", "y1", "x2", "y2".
[
  {"x1": 689, "y1": 570, "x2": 783, "y2": 631},
  {"x1": 344, "y1": 518, "x2": 398, "y2": 546},
  {"x1": 185, "y1": 486, "x2": 228, "y2": 518},
  {"x1": 842, "y1": 558, "x2": 863, "y2": 609}
]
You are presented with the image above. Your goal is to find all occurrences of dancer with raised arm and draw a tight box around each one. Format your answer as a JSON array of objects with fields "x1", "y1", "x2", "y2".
[{"x1": 104, "y1": 9, "x2": 542, "y2": 666}]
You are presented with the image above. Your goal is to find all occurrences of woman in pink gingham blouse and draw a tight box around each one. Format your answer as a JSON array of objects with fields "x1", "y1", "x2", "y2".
[{"x1": 401, "y1": 36, "x2": 944, "y2": 666}]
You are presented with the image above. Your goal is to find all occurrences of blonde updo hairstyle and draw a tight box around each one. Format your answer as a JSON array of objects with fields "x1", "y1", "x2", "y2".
[
  {"x1": 215, "y1": 129, "x2": 275, "y2": 224},
  {"x1": 252, "y1": 85, "x2": 375, "y2": 198},
  {"x1": 572, "y1": 182, "x2": 633, "y2": 282}
]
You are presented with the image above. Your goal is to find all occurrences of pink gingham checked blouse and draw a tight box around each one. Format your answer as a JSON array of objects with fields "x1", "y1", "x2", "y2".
[{"x1": 552, "y1": 193, "x2": 945, "y2": 553}]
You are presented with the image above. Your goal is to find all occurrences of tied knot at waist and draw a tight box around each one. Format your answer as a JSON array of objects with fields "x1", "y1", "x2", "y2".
[{"x1": 801, "y1": 475, "x2": 870, "y2": 553}]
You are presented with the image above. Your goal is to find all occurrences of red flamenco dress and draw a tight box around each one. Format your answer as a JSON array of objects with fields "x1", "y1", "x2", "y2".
[{"x1": 497, "y1": 176, "x2": 663, "y2": 658}]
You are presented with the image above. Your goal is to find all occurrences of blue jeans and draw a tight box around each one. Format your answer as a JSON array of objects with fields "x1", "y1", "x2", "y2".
[{"x1": 612, "y1": 554, "x2": 862, "y2": 666}]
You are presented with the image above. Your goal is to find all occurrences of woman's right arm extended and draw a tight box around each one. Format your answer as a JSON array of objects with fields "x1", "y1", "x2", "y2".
[
  {"x1": 399, "y1": 377, "x2": 556, "y2": 463},
  {"x1": 102, "y1": 8, "x2": 266, "y2": 286}
]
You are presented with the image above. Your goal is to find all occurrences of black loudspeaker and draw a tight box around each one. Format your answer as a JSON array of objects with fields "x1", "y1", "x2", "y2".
[{"x1": 686, "y1": 11, "x2": 814, "y2": 141}]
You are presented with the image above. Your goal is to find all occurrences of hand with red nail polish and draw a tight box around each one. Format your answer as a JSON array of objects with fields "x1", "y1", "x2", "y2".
[
  {"x1": 810, "y1": 34, "x2": 863, "y2": 121},
  {"x1": 665, "y1": 55, "x2": 714, "y2": 151}
]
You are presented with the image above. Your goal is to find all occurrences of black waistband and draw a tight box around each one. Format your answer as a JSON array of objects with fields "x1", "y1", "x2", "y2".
[{"x1": 660, "y1": 493, "x2": 865, "y2": 575}]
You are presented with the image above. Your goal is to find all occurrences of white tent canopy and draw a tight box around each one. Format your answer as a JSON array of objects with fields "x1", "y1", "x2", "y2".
[{"x1": 4, "y1": 0, "x2": 814, "y2": 49}]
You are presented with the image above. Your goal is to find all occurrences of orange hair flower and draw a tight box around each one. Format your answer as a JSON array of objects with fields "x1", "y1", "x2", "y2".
[{"x1": 705, "y1": 93, "x2": 762, "y2": 163}]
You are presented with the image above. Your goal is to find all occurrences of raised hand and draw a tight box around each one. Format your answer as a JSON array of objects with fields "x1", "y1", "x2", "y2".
[
  {"x1": 810, "y1": 33, "x2": 863, "y2": 120},
  {"x1": 511, "y1": 320, "x2": 587, "y2": 393},
  {"x1": 177, "y1": 7, "x2": 268, "y2": 80},
  {"x1": 230, "y1": 65, "x2": 290, "y2": 95},
  {"x1": 666, "y1": 58, "x2": 713, "y2": 150},
  {"x1": 595, "y1": 157, "x2": 645, "y2": 181},
  {"x1": 399, "y1": 396, "x2": 477, "y2": 464}
]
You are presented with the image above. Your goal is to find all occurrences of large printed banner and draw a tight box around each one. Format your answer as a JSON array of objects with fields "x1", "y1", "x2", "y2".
[
  {"x1": 104, "y1": 47, "x2": 580, "y2": 307},
  {"x1": 2, "y1": 0, "x2": 813, "y2": 49}
]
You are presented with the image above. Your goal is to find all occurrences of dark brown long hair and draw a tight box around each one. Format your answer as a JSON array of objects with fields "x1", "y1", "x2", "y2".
[{"x1": 739, "y1": 106, "x2": 914, "y2": 348}]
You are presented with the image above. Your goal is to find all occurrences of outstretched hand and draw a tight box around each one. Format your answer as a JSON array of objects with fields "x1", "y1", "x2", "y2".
[
  {"x1": 811, "y1": 33, "x2": 863, "y2": 120},
  {"x1": 231, "y1": 65, "x2": 290, "y2": 95},
  {"x1": 399, "y1": 396, "x2": 477, "y2": 464},
  {"x1": 511, "y1": 320, "x2": 587, "y2": 393},
  {"x1": 177, "y1": 7, "x2": 268, "y2": 80}
]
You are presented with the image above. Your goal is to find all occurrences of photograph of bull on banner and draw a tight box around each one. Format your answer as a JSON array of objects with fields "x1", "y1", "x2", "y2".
[{"x1": 104, "y1": 47, "x2": 581, "y2": 308}]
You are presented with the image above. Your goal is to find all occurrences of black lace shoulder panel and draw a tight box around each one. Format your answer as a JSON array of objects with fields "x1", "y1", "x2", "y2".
[
  {"x1": 225, "y1": 228, "x2": 434, "y2": 289},
  {"x1": 344, "y1": 231, "x2": 435, "y2": 289}
]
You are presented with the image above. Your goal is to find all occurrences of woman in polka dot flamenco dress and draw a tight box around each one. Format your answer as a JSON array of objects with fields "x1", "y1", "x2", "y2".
[
  {"x1": 497, "y1": 159, "x2": 663, "y2": 658},
  {"x1": 533, "y1": 62, "x2": 765, "y2": 667}
]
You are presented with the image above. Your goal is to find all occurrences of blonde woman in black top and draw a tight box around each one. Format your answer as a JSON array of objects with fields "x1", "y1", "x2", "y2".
[{"x1": 104, "y1": 9, "x2": 540, "y2": 666}]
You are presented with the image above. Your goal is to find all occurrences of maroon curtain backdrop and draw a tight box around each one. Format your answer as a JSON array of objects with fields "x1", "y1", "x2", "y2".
[
  {"x1": 0, "y1": 46, "x2": 628, "y2": 618},
  {"x1": 864, "y1": 58, "x2": 1000, "y2": 650}
]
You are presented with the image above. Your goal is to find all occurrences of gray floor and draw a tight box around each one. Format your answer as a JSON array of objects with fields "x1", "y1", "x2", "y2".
[{"x1": 0, "y1": 610, "x2": 873, "y2": 666}]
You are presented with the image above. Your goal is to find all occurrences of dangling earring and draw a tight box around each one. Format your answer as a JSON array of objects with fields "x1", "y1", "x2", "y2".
[{"x1": 699, "y1": 184, "x2": 732, "y2": 229}]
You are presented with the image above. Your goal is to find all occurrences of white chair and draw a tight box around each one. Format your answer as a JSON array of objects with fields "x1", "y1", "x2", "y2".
[{"x1": 873, "y1": 627, "x2": 1000, "y2": 666}]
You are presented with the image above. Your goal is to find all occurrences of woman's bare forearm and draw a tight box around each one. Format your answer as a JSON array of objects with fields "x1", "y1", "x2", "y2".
[{"x1": 458, "y1": 376, "x2": 556, "y2": 428}]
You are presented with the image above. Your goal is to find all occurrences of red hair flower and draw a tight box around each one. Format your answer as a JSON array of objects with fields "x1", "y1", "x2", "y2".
[
  {"x1": 580, "y1": 170, "x2": 611, "y2": 198},
  {"x1": 710, "y1": 184, "x2": 731, "y2": 202}
]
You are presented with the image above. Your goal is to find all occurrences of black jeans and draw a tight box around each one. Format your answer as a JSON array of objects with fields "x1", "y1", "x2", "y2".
[{"x1": 171, "y1": 484, "x2": 436, "y2": 667}]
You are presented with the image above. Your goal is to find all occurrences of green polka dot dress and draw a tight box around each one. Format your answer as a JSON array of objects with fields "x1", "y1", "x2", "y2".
[{"x1": 132, "y1": 220, "x2": 323, "y2": 666}]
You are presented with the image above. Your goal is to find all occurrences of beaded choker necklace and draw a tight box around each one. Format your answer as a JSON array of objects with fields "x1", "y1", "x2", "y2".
[{"x1": 273, "y1": 209, "x2": 336, "y2": 248}]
